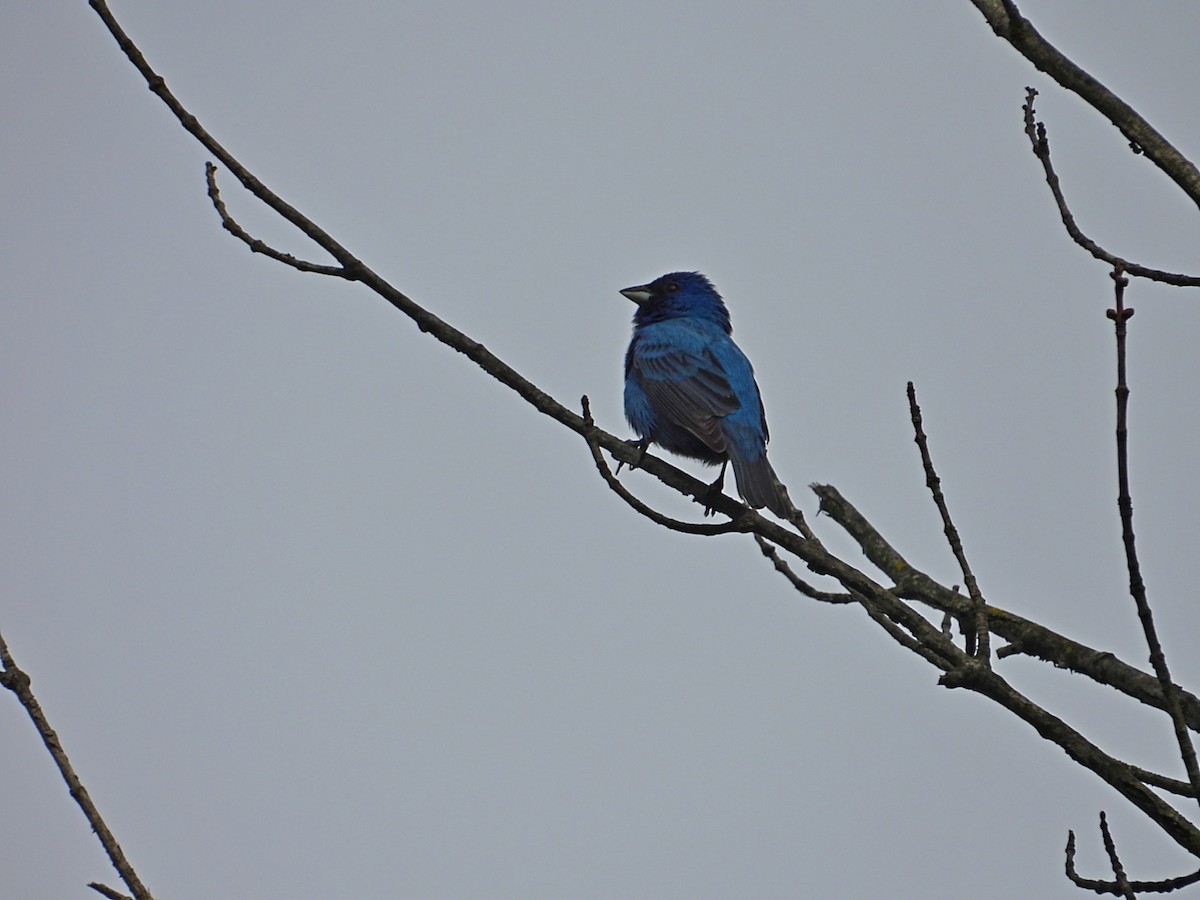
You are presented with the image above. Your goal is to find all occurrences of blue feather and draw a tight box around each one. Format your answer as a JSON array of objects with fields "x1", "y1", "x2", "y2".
[{"x1": 621, "y1": 272, "x2": 788, "y2": 516}]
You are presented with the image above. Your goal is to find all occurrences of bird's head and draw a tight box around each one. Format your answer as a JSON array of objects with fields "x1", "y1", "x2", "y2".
[{"x1": 620, "y1": 271, "x2": 731, "y2": 331}]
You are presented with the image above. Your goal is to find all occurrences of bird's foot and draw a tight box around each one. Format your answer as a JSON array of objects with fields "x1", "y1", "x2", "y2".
[
  {"x1": 616, "y1": 437, "x2": 651, "y2": 475},
  {"x1": 700, "y1": 462, "x2": 729, "y2": 517}
]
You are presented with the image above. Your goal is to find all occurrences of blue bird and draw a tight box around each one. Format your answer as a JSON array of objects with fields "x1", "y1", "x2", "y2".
[{"x1": 621, "y1": 271, "x2": 789, "y2": 517}]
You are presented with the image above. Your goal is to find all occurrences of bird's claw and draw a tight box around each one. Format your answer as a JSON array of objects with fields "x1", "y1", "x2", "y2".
[
  {"x1": 700, "y1": 462, "x2": 728, "y2": 517},
  {"x1": 616, "y1": 437, "x2": 651, "y2": 475}
]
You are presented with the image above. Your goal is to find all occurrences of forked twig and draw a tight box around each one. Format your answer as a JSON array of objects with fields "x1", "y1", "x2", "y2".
[
  {"x1": 906, "y1": 382, "x2": 990, "y2": 662},
  {"x1": 205, "y1": 164, "x2": 348, "y2": 276},
  {"x1": 1066, "y1": 826, "x2": 1200, "y2": 895}
]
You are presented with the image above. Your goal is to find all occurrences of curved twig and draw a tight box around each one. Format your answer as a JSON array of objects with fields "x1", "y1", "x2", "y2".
[
  {"x1": 753, "y1": 535, "x2": 852, "y2": 603},
  {"x1": 580, "y1": 397, "x2": 747, "y2": 536},
  {"x1": 88, "y1": 1, "x2": 359, "y2": 271},
  {"x1": 1018, "y1": 89, "x2": 1200, "y2": 287},
  {"x1": 1066, "y1": 827, "x2": 1200, "y2": 895},
  {"x1": 205, "y1": 164, "x2": 348, "y2": 276}
]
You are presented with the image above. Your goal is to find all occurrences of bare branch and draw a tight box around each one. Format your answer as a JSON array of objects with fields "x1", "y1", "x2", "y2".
[
  {"x1": 1130, "y1": 766, "x2": 1196, "y2": 800},
  {"x1": 205, "y1": 164, "x2": 348, "y2": 276},
  {"x1": 1067, "y1": 825, "x2": 1200, "y2": 894},
  {"x1": 768, "y1": 493, "x2": 1200, "y2": 853},
  {"x1": 88, "y1": 0, "x2": 358, "y2": 271},
  {"x1": 813, "y1": 483, "x2": 1200, "y2": 731},
  {"x1": 1018, "y1": 89, "x2": 1200, "y2": 287},
  {"x1": 1107, "y1": 270, "x2": 1200, "y2": 806},
  {"x1": 88, "y1": 885, "x2": 133, "y2": 900},
  {"x1": 753, "y1": 535, "x2": 853, "y2": 604},
  {"x1": 860, "y1": 594, "x2": 959, "y2": 670},
  {"x1": 907, "y1": 382, "x2": 989, "y2": 662},
  {"x1": 940, "y1": 662, "x2": 1200, "y2": 857},
  {"x1": 0, "y1": 631, "x2": 154, "y2": 900},
  {"x1": 971, "y1": 0, "x2": 1200, "y2": 209},
  {"x1": 1098, "y1": 812, "x2": 1137, "y2": 900},
  {"x1": 755, "y1": 533, "x2": 958, "y2": 671}
]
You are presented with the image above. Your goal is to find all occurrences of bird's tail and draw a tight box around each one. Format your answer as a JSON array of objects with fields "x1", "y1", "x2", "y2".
[{"x1": 730, "y1": 453, "x2": 790, "y2": 518}]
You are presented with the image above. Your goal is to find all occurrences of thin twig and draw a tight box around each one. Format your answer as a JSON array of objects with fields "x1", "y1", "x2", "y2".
[
  {"x1": 1070, "y1": 830, "x2": 1200, "y2": 897},
  {"x1": 973, "y1": 0, "x2": 1200, "y2": 210},
  {"x1": 1130, "y1": 766, "x2": 1196, "y2": 799},
  {"x1": 1099, "y1": 812, "x2": 1137, "y2": 900},
  {"x1": 1107, "y1": 269, "x2": 1200, "y2": 807},
  {"x1": 780, "y1": 496, "x2": 817, "y2": 541},
  {"x1": 1067, "y1": 825, "x2": 1200, "y2": 894},
  {"x1": 88, "y1": 1, "x2": 360, "y2": 271},
  {"x1": 906, "y1": 383, "x2": 990, "y2": 663},
  {"x1": 753, "y1": 536, "x2": 954, "y2": 670},
  {"x1": 753, "y1": 535, "x2": 853, "y2": 603},
  {"x1": 1019, "y1": 88, "x2": 1200, "y2": 287},
  {"x1": 861, "y1": 596, "x2": 957, "y2": 670},
  {"x1": 944, "y1": 660, "x2": 1200, "y2": 857},
  {"x1": 205, "y1": 164, "x2": 348, "y2": 276},
  {"x1": 0, "y1": 631, "x2": 153, "y2": 900},
  {"x1": 88, "y1": 884, "x2": 133, "y2": 900},
  {"x1": 580, "y1": 397, "x2": 748, "y2": 535}
]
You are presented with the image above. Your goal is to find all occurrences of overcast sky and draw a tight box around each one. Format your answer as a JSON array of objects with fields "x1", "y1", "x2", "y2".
[{"x1": 4, "y1": 2, "x2": 1200, "y2": 898}]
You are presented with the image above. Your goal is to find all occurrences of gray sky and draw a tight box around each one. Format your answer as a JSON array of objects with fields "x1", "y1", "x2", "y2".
[{"x1": 4, "y1": 2, "x2": 1200, "y2": 897}]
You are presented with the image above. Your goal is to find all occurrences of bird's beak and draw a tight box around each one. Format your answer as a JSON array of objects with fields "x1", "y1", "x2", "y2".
[{"x1": 620, "y1": 284, "x2": 652, "y2": 305}]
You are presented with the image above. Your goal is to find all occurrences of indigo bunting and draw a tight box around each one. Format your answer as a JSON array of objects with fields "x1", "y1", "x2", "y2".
[{"x1": 621, "y1": 271, "x2": 789, "y2": 517}]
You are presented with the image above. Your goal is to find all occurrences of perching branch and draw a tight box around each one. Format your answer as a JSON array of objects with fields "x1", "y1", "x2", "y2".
[
  {"x1": 580, "y1": 396, "x2": 748, "y2": 536},
  {"x1": 64, "y1": 0, "x2": 1200, "y2": 890}
]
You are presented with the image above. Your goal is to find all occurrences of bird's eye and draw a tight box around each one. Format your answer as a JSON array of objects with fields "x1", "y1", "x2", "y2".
[{"x1": 665, "y1": 282, "x2": 678, "y2": 293}]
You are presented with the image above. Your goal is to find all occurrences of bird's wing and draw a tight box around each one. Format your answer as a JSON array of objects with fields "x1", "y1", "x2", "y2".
[{"x1": 631, "y1": 339, "x2": 741, "y2": 453}]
